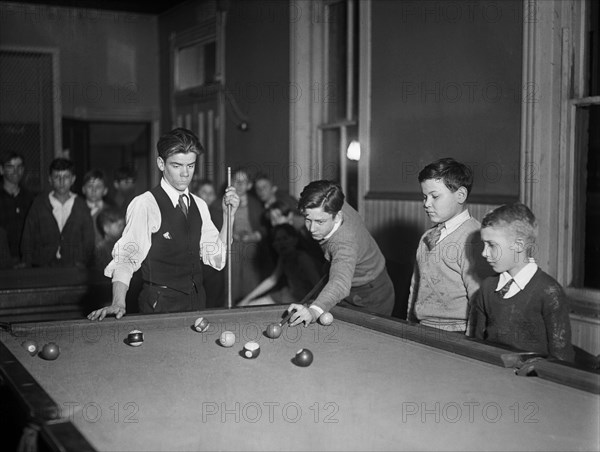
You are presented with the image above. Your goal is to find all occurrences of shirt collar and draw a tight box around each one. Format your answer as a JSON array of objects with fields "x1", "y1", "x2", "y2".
[
  {"x1": 48, "y1": 191, "x2": 76, "y2": 205},
  {"x1": 87, "y1": 199, "x2": 104, "y2": 210},
  {"x1": 442, "y1": 209, "x2": 471, "y2": 234},
  {"x1": 161, "y1": 178, "x2": 189, "y2": 208},
  {"x1": 322, "y1": 216, "x2": 343, "y2": 242},
  {"x1": 495, "y1": 260, "x2": 538, "y2": 291}
]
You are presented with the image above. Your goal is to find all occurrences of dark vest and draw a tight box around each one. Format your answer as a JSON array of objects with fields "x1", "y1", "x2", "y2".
[{"x1": 141, "y1": 186, "x2": 203, "y2": 294}]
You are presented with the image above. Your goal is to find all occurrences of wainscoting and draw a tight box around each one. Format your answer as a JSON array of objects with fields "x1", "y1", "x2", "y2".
[{"x1": 571, "y1": 314, "x2": 600, "y2": 356}]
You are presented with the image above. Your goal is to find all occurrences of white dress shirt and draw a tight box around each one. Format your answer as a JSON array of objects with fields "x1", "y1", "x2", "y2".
[{"x1": 496, "y1": 260, "x2": 538, "y2": 299}]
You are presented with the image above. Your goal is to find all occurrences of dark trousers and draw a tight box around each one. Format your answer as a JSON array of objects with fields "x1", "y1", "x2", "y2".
[
  {"x1": 339, "y1": 267, "x2": 395, "y2": 316},
  {"x1": 138, "y1": 282, "x2": 206, "y2": 314}
]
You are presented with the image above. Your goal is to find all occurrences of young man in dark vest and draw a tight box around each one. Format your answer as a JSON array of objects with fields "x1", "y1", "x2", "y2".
[{"x1": 88, "y1": 128, "x2": 240, "y2": 320}]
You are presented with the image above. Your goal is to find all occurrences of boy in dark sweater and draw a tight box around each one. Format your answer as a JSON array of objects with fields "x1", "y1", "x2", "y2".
[{"x1": 471, "y1": 203, "x2": 574, "y2": 362}]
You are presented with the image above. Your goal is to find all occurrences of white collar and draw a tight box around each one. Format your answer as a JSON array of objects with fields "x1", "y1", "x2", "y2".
[
  {"x1": 48, "y1": 191, "x2": 76, "y2": 205},
  {"x1": 443, "y1": 209, "x2": 471, "y2": 234},
  {"x1": 161, "y1": 178, "x2": 189, "y2": 208},
  {"x1": 322, "y1": 216, "x2": 343, "y2": 242},
  {"x1": 496, "y1": 260, "x2": 538, "y2": 291}
]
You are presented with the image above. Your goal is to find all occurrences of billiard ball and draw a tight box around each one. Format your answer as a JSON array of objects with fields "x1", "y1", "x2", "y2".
[
  {"x1": 127, "y1": 330, "x2": 144, "y2": 347},
  {"x1": 40, "y1": 342, "x2": 60, "y2": 360},
  {"x1": 265, "y1": 323, "x2": 282, "y2": 339},
  {"x1": 220, "y1": 331, "x2": 235, "y2": 347},
  {"x1": 319, "y1": 312, "x2": 334, "y2": 326},
  {"x1": 21, "y1": 339, "x2": 38, "y2": 356},
  {"x1": 294, "y1": 348, "x2": 313, "y2": 367},
  {"x1": 194, "y1": 317, "x2": 210, "y2": 333},
  {"x1": 243, "y1": 341, "x2": 260, "y2": 359}
]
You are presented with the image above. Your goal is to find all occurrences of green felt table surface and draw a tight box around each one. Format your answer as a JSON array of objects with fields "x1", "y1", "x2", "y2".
[{"x1": 1, "y1": 305, "x2": 599, "y2": 451}]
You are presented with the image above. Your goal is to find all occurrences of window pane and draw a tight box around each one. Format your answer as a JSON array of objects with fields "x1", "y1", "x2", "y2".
[
  {"x1": 322, "y1": 129, "x2": 341, "y2": 181},
  {"x1": 326, "y1": 1, "x2": 348, "y2": 122},
  {"x1": 176, "y1": 41, "x2": 216, "y2": 90},
  {"x1": 177, "y1": 43, "x2": 204, "y2": 90},
  {"x1": 584, "y1": 105, "x2": 600, "y2": 288}
]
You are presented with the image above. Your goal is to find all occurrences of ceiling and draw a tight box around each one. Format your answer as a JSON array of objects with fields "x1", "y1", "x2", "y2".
[{"x1": 0, "y1": 0, "x2": 192, "y2": 14}]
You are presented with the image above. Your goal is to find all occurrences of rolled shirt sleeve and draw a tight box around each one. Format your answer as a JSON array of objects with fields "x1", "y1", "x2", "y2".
[{"x1": 195, "y1": 194, "x2": 227, "y2": 270}]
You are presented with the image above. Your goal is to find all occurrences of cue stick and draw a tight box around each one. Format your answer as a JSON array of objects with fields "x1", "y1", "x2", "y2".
[
  {"x1": 226, "y1": 167, "x2": 233, "y2": 309},
  {"x1": 279, "y1": 272, "x2": 329, "y2": 327}
]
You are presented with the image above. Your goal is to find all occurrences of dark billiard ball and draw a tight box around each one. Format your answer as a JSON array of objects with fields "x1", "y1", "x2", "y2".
[
  {"x1": 21, "y1": 339, "x2": 38, "y2": 356},
  {"x1": 265, "y1": 323, "x2": 282, "y2": 339},
  {"x1": 243, "y1": 341, "x2": 260, "y2": 359},
  {"x1": 194, "y1": 317, "x2": 210, "y2": 333},
  {"x1": 295, "y1": 348, "x2": 313, "y2": 367},
  {"x1": 40, "y1": 342, "x2": 60, "y2": 360},
  {"x1": 127, "y1": 330, "x2": 144, "y2": 347}
]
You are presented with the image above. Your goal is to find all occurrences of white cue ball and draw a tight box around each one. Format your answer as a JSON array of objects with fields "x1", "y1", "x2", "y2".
[
  {"x1": 319, "y1": 312, "x2": 334, "y2": 326},
  {"x1": 220, "y1": 331, "x2": 236, "y2": 347}
]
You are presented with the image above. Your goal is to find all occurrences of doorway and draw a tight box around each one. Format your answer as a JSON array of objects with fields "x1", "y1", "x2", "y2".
[{"x1": 62, "y1": 118, "x2": 152, "y2": 197}]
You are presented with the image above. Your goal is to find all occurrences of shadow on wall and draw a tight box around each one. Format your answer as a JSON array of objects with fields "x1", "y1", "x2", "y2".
[{"x1": 374, "y1": 221, "x2": 423, "y2": 320}]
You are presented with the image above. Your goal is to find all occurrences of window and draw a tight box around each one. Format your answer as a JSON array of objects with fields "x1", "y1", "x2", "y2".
[
  {"x1": 170, "y1": 18, "x2": 222, "y2": 184},
  {"x1": 174, "y1": 40, "x2": 216, "y2": 91},
  {"x1": 318, "y1": 0, "x2": 359, "y2": 208},
  {"x1": 583, "y1": 1, "x2": 600, "y2": 288},
  {"x1": 572, "y1": 1, "x2": 600, "y2": 290}
]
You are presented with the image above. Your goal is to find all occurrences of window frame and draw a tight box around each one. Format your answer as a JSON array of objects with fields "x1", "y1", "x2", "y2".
[{"x1": 559, "y1": 0, "x2": 600, "y2": 311}]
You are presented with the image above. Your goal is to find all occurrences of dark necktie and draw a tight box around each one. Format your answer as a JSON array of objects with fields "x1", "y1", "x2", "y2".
[
  {"x1": 424, "y1": 224, "x2": 443, "y2": 250},
  {"x1": 498, "y1": 279, "x2": 514, "y2": 297},
  {"x1": 178, "y1": 194, "x2": 188, "y2": 218}
]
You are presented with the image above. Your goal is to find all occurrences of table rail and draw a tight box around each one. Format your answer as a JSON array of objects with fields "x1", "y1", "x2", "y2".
[{"x1": 331, "y1": 306, "x2": 600, "y2": 394}]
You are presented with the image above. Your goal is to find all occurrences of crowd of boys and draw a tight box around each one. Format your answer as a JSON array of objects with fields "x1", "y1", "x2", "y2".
[
  {"x1": 1, "y1": 129, "x2": 594, "y2": 368},
  {"x1": 0, "y1": 152, "x2": 132, "y2": 270}
]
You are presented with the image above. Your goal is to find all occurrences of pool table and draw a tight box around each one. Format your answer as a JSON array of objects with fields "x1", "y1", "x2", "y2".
[{"x1": 0, "y1": 305, "x2": 599, "y2": 451}]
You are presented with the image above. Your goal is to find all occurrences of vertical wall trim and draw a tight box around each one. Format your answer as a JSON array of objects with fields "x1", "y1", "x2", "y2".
[
  {"x1": 520, "y1": 0, "x2": 536, "y2": 208},
  {"x1": 289, "y1": 0, "x2": 313, "y2": 197},
  {"x1": 358, "y1": 0, "x2": 371, "y2": 215}
]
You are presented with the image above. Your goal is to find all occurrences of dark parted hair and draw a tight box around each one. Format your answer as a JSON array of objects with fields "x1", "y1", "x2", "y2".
[
  {"x1": 268, "y1": 199, "x2": 295, "y2": 217},
  {"x1": 298, "y1": 180, "x2": 345, "y2": 215},
  {"x1": 1, "y1": 151, "x2": 25, "y2": 166},
  {"x1": 418, "y1": 157, "x2": 473, "y2": 194},
  {"x1": 49, "y1": 158, "x2": 75, "y2": 175},
  {"x1": 271, "y1": 223, "x2": 300, "y2": 242},
  {"x1": 254, "y1": 172, "x2": 273, "y2": 185},
  {"x1": 157, "y1": 127, "x2": 204, "y2": 160},
  {"x1": 82, "y1": 169, "x2": 107, "y2": 186},
  {"x1": 114, "y1": 165, "x2": 137, "y2": 182},
  {"x1": 96, "y1": 206, "x2": 125, "y2": 237},
  {"x1": 272, "y1": 223, "x2": 299, "y2": 238}
]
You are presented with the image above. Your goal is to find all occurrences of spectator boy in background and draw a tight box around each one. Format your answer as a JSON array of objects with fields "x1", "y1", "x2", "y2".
[
  {"x1": 93, "y1": 206, "x2": 125, "y2": 270},
  {"x1": 112, "y1": 165, "x2": 137, "y2": 214},
  {"x1": 0, "y1": 151, "x2": 35, "y2": 266},
  {"x1": 82, "y1": 169, "x2": 112, "y2": 245},
  {"x1": 21, "y1": 158, "x2": 95, "y2": 268}
]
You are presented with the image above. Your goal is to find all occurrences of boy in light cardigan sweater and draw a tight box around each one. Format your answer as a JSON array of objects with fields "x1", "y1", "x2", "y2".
[{"x1": 407, "y1": 158, "x2": 492, "y2": 333}]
